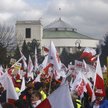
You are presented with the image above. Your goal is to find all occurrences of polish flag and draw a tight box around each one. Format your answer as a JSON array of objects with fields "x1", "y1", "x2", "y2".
[
  {"x1": 94, "y1": 56, "x2": 106, "y2": 97},
  {"x1": 40, "y1": 55, "x2": 48, "y2": 69},
  {"x1": 70, "y1": 72, "x2": 94, "y2": 99},
  {"x1": 83, "y1": 76, "x2": 95, "y2": 101},
  {"x1": 70, "y1": 72, "x2": 86, "y2": 96},
  {"x1": 36, "y1": 84, "x2": 74, "y2": 108},
  {"x1": 0, "y1": 73, "x2": 18, "y2": 103},
  {"x1": 20, "y1": 77, "x2": 26, "y2": 93},
  {"x1": 28, "y1": 55, "x2": 34, "y2": 73},
  {"x1": 7, "y1": 75, "x2": 19, "y2": 103},
  {"x1": 43, "y1": 63, "x2": 53, "y2": 75},
  {"x1": 81, "y1": 47, "x2": 96, "y2": 59},
  {"x1": 43, "y1": 46, "x2": 49, "y2": 53},
  {"x1": 47, "y1": 41, "x2": 61, "y2": 71},
  {"x1": 34, "y1": 72, "x2": 42, "y2": 82},
  {"x1": 88, "y1": 56, "x2": 97, "y2": 63},
  {"x1": 20, "y1": 50, "x2": 27, "y2": 70}
]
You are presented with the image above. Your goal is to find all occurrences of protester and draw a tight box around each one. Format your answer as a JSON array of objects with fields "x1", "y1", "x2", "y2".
[
  {"x1": 2, "y1": 103, "x2": 16, "y2": 108},
  {"x1": 31, "y1": 91, "x2": 42, "y2": 108},
  {"x1": 93, "y1": 96, "x2": 108, "y2": 108},
  {"x1": 0, "y1": 47, "x2": 108, "y2": 108},
  {"x1": 71, "y1": 91, "x2": 82, "y2": 108},
  {"x1": 0, "y1": 83, "x2": 6, "y2": 104}
]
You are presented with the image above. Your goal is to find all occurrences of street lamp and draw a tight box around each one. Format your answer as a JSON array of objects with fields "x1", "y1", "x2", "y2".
[{"x1": 75, "y1": 39, "x2": 81, "y2": 51}]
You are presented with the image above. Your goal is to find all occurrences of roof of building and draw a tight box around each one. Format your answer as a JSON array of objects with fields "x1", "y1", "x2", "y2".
[
  {"x1": 43, "y1": 18, "x2": 97, "y2": 40},
  {"x1": 16, "y1": 20, "x2": 41, "y2": 25},
  {"x1": 44, "y1": 18, "x2": 76, "y2": 31},
  {"x1": 43, "y1": 30, "x2": 96, "y2": 39}
]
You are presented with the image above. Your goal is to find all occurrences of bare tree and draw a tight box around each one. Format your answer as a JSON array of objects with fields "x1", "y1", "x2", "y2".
[
  {"x1": 0, "y1": 24, "x2": 16, "y2": 50},
  {"x1": 0, "y1": 24, "x2": 16, "y2": 65}
]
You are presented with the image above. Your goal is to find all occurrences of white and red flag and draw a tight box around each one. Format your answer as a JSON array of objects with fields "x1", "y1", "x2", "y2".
[
  {"x1": 70, "y1": 72, "x2": 94, "y2": 99},
  {"x1": 94, "y1": 56, "x2": 106, "y2": 97},
  {"x1": 20, "y1": 50, "x2": 27, "y2": 70},
  {"x1": 0, "y1": 73, "x2": 18, "y2": 103},
  {"x1": 81, "y1": 47, "x2": 96, "y2": 59},
  {"x1": 47, "y1": 41, "x2": 61, "y2": 71},
  {"x1": 70, "y1": 72, "x2": 86, "y2": 96},
  {"x1": 20, "y1": 77, "x2": 26, "y2": 93},
  {"x1": 28, "y1": 55, "x2": 34, "y2": 73},
  {"x1": 36, "y1": 83, "x2": 74, "y2": 108}
]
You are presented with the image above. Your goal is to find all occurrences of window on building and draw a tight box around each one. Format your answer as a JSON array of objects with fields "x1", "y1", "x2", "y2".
[{"x1": 25, "y1": 28, "x2": 31, "y2": 38}]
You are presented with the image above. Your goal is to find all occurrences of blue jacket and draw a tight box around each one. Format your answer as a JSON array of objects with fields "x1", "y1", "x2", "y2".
[{"x1": 100, "y1": 99, "x2": 108, "y2": 108}]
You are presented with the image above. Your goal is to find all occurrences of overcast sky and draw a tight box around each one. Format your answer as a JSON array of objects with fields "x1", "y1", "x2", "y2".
[{"x1": 0, "y1": 0, "x2": 108, "y2": 39}]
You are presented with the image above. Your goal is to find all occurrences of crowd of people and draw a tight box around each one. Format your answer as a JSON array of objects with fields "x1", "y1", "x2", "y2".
[
  {"x1": 0, "y1": 69, "x2": 108, "y2": 108},
  {"x1": 0, "y1": 54, "x2": 108, "y2": 108},
  {"x1": 0, "y1": 67, "x2": 62, "y2": 108}
]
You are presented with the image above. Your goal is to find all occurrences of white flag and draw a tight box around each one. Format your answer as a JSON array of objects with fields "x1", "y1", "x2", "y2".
[
  {"x1": 48, "y1": 41, "x2": 61, "y2": 71},
  {"x1": 36, "y1": 83, "x2": 74, "y2": 108},
  {"x1": 20, "y1": 50, "x2": 27, "y2": 70},
  {"x1": 28, "y1": 55, "x2": 34, "y2": 73}
]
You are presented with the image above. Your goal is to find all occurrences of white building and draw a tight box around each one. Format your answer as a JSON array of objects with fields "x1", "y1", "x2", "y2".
[
  {"x1": 16, "y1": 20, "x2": 43, "y2": 48},
  {"x1": 15, "y1": 18, "x2": 99, "y2": 54}
]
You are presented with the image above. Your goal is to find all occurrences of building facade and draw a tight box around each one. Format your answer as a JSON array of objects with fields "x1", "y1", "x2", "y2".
[
  {"x1": 15, "y1": 18, "x2": 99, "y2": 54},
  {"x1": 15, "y1": 20, "x2": 43, "y2": 48}
]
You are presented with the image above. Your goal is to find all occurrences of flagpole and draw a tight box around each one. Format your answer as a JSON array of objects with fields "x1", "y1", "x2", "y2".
[
  {"x1": 11, "y1": 56, "x2": 24, "y2": 68},
  {"x1": 48, "y1": 67, "x2": 54, "y2": 95},
  {"x1": 48, "y1": 74, "x2": 53, "y2": 95}
]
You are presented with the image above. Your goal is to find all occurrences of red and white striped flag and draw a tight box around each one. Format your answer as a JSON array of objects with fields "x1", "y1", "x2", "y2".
[
  {"x1": 36, "y1": 83, "x2": 74, "y2": 108},
  {"x1": 81, "y1": 47, "x2": 96, "y2": 59},
  {"x1": 94, "y1": 56, "x2": 106, "y2": 97}
]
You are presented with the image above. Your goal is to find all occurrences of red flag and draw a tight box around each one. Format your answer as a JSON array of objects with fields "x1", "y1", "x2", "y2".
[
  {"x1": 36, "y1": 84, "x2": 74, "y2": 108},
  {"x1": 81, "y1": 47, "x2": 96, "y2": 59},
  {"x1": 94, "y1": 56, "x2": 106, "y2": 97}
]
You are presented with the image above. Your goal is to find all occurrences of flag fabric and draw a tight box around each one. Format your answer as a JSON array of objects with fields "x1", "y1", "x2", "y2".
[
  {"x1": 7, "y1": 75, "x2": 19, "y2": 103},
  {"x1": 20, "y1": 77, "x2": 26, "y2": 93},
  {"x1": 47, "y1": 41, "x2": 61, "y2": 71},
  {"x1": 43, "y1": 46, "x2": 49, "y2": 53},
  {"x1": 89, "y1": 56, "x2": 97, "y2": 63},
  {"x1": 0, "y1": 73, "x2": 18, "y2": 103},
  {"x1": 0, "y1": 65, "x2": 4, "y2": 76},
  {"x1": 34, "y1": 72, "x2": 42, "y2": 82},
  {"x1": 43, "y1": 63, "x2": 53, "y2": 75},
  {"x1": 20, "y1": 50, "x2": 27, "y2": 70},
  {"x1": 28, "y1": 55, "x2": 34, "y2": 73},
  {"x1": 94, "y1": 56, "x2": 106, "y2": 97},
  {"x1": 70, "y1": 72, "x2": 94, "y2": 99},
  {"x1": 36, "y1": 83, "x2": 74, "y2": 108},
  {"x1": 34, "y1": 47, "x2": 38, "y2": 71},
  {"x1": 40, "y1": 55, "x2": 48, "y2": 70},
  {"x1": 70, "y1": 72, "x2": 86, "y2": 96},
  {"x1": 81, "y1": 47, "x2": 96, "y2": 59}
]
